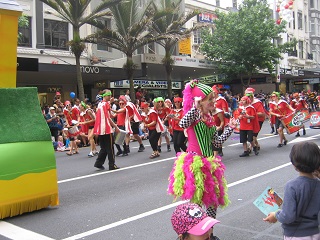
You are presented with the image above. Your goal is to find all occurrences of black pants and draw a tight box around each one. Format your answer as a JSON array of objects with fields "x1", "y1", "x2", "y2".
[
  {"x1": 148, "y1": 129, "x2": 161, "y2": 151},
  {"x1": 50, "y1": 127, "x2": 59, "y2": 142},
  {"x1": 173, "y1": 130, "x2": 187, "y2": 153},
  {"x1": 95, "y1": 134, "x2": 115, "y2": 167}
]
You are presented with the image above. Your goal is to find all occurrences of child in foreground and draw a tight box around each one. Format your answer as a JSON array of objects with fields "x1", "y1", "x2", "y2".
[
  {"x1": 263, "y1": 142, "x2": 320, "y2": 240},
  {"x1": 171, "y1": 203, "x2": 221, "y2": 240}
]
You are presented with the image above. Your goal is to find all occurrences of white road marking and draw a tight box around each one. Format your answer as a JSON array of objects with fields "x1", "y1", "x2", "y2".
[
  {"x1": 0, "y1": 222, "x2": 55, "y2": 240},
  {"x1": 1, "y1": 130, "x2": 319, "y2": 240},
  {"x1": 58, "y1": 157, "x2": 175, "y2": 184},
  {"x1": 288, "y1": 133, "x2": 320, "y2": 144},
  {"x1": 60, "y1": 162, "x2": 292, "y2": 240}
]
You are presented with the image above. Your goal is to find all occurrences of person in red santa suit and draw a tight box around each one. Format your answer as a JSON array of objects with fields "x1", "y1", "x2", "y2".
[
  {"x1": 168, "y1": 97, "x2": 187, "y2": 154},
  {"x1": 290, "y1": 92, "x2": 308, "y2": 137},
  {"x1": 111, "y1": 97, "x2": 127, "y2": 156},
  {"x1": 63, "y1": 100, "x2": 80, "y2": 156},
  {"x1": 124, "y1": 96, "x2": 145, "y2": 153},
  {"x1": 141, "y1": 101, "x2": 164, "y2": 159},
  {"x1": 269, "y1": 92, "x2": 295, "y2": 148},
  {"x1": 211, "y1": 102, "x2": 225, "y2": 157},
  {"x1": 235, "y1": 96, "x2": 260, "y2": 157},
  {"x1": 154, "y1": 97, "x2": 171, "y2": 153},
  {"x1": 94, "y1": 89, "x2": 120, "y2": 170},
  {"x1": 212, "y1": 85, "x2": 228, "y2": 156},
  {"x1": 79, "y1": 101, "x2": 97, "y2": 157},
  {"x1": 245, "y1": 87, "x2": 266, "y2": 151}
]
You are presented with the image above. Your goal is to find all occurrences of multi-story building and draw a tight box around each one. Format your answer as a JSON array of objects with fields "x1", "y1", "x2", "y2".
[
  {"x1": 16, "y1": 0, "x2": 222, "y2": 105},
  {"x1": 309, "y1": 0, "x2": 320, "y2": 68}
]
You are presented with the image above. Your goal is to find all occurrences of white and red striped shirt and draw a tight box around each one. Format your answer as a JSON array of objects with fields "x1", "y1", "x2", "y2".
[{"x1": 94, "y1": 101, "x2": 113, "y2": 135}]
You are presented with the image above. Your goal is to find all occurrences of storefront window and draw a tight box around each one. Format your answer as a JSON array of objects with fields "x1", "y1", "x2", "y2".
[{"x1": 44, "y1": 19, "x2": 68, "y2": 50}]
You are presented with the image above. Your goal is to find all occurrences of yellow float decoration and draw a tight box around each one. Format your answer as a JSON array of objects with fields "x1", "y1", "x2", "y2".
[{"x1": 0, "y1": 0, "x2": 59, "y2": 219}]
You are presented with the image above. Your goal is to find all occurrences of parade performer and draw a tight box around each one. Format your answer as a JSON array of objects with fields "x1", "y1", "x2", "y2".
[
  {"x1": 290, "y1": 93, "x2": 307, "y2": 137},
  {"x1": 212, "y1": 85, "x2": 229, "y2": 156},
  {"x1": 141, "y1": 102, "x2": 164, "y2": 159},
  {"x1": 234, "y1": 96, "x2": 260, "y2": 157},
  {"x1": 79, "y1": 101, "x2": 97, "y2": 157},
  {"x1": 269, "y1": 92, "x2": 295, "y2": 148},
  {"x1": 112, "y1": 96, "x2": 129, "y2": 156},
  {"x1": 245, "y1": 87, "x2": 266, "y2": 151},
  {"x1": 63, "y1": 100, "x2": 80, "y2": 156},
  {"x1": 94, "y1": 89, "x2": 120, "y2": 170},
  {"x1": 168, "y1": 97, "x2": 187, "y2": 154},
  {"x1": 154, "y1": 97, "x2": 172, "y2": 152},
  {"x1": 211, "y1": 103, "x2": 225, "y2": 157},
  {"x1": 168, "y1": 80, "x2": 237, "y2": 219},
  {"x1": 124, "y1": 96, "x2": 145, "y2": 153}
]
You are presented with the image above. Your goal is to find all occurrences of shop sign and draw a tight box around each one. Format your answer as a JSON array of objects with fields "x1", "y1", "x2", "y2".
[
  {"x1": 294, "y1": 80, "x2": 309, "y2": 85},
  {"x1": 250, "y1": 77, "x2": 266, "y2": 83},
  {"x1": 110, "y1": 80, "x2": 181, "y2": 89},
  {"x1": 306, "y1": 78, "x2": 320, "y2": 84},
  {"x1": 298, "y1": 70, "x2": 305, "y2": 76},
  {"x1": 179, "y1": 37, "x2": 191, "y2": 55},
  {"x1": 47, "y1": 87, "x2": 62, "y2": 93},
  {"x1": 95, "y1": 82, "x2": 107, "y2": 89},
  {"x1": 80, "y1": 66, "x2": 100, "y2": 74},
  {"x1": 197, "y1": 13, "x2": 217, "y2": 23}
]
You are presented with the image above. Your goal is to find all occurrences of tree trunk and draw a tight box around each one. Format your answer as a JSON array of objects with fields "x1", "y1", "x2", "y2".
[
  {"x1": 126, "y1": 54, "x2": 135, "y2": 101},
  {"x1": 75, "y1": 55, "x2": 85, "y2": 100},
  {"x1": 164, "y1": 50, "x2": 173, "y2": 100},
  {"x1": 73, "y1": 28, "x2": 85, "y2": 100}
]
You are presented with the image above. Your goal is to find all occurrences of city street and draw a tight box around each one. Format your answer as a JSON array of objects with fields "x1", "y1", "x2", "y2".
[{"x1": 1, "y1": 122, "x2": 319, "y2": 240}]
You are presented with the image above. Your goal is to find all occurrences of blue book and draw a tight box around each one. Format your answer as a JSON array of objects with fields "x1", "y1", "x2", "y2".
[{"x1": 253, "y1": 187, "x2": 283, "y2": 216}]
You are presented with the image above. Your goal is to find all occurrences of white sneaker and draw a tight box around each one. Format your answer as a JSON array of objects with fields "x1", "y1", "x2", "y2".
[
  {"x1": 88, "y1": 152, "x2": 94, "y2": 157},
  {"x1": 94, "y1": 151, "x2": 99, "y2": 156}
]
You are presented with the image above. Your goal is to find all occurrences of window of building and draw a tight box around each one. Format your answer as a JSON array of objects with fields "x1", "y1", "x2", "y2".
[
  {"x1": 137, "y1": 46, "x2": 145, "y2": 54},
  {"x1": 310, "y1": 0, "x2": 314, "y2": 8},
  {"x1": 18, "y1": 16, "x2": 32, "y2": 47},
  {"x1": 310, "y1": 18, "x2": 315, "y2": 35},
  {"x1": 298, "y1": 40, "x2": 303, "y2": 59},
  {"x1": 147, "y1": 42, "x2": 155, "y2": 54},
  {"x1": 292, "y1": 11, "x2": 295, "y2": 29},
  {"x1": 216, "y1": 0, "x2": 220, "y2": 7},
  {"x1": 297, "y1": 12, "x2": 302, "y2": 30},
  {"x1": 44, "y1": 19, "x2": 68, "y2": 50},
  {"x1": 193, "y1": 22, "x2": 203, "y2": 45},
  {"x1": 304, "y1": 15, "x2": 307, "y2": 33},
  {"x1": 97, "y1": 18, "x2": 112, "y2": 52}
]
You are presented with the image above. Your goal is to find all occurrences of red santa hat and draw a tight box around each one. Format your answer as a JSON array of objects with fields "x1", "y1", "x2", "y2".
[{"x1": 140, "y1": 102, "x2": 149, "y2": 109}]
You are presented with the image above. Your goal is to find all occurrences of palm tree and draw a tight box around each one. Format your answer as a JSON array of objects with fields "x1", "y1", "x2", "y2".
[
  {"x1": 151, "y1": 0, "x2": 205, "y2": 99},
  {"x1": 39, "y1": 0, "x2": 122, "y2": 100},
  {"x1": 85, "y1": 0, "x2": 166, "y2": 101}
]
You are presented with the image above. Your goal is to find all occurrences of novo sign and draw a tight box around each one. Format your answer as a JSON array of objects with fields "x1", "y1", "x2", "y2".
[
  {"x1": 110, "y1": 80, "x2": 181, "y2": 89},
  {"x1": 80, "y1": 66, "x2": 100, "y2": 74}
]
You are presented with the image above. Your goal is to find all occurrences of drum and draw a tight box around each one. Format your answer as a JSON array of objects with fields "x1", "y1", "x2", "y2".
[
  {"x1": 233, "y1": 119, "x2": 240, "y2": 134},
  {"x1": 114, "y1": 129, "x2": 127, "y2": 145},
  {"x1": 68, "y1": 126, "x2": 79, "y2": 137},
  {"x1": 310, "y1": 111, "x2": 320, "y2": 128},
  {"x1": 280, "y1": 112, "x2": 303, "y2": 134}
]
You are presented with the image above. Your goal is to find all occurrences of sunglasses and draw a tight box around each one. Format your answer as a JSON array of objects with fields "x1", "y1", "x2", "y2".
[{"x1": 119, "y1": 103, "x2": 125, "y2": 105}]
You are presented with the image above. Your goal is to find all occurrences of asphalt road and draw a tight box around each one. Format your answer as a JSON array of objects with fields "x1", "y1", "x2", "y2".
[{"x1": 1, "y1": 122, "x2": 319, "y2": 240}]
